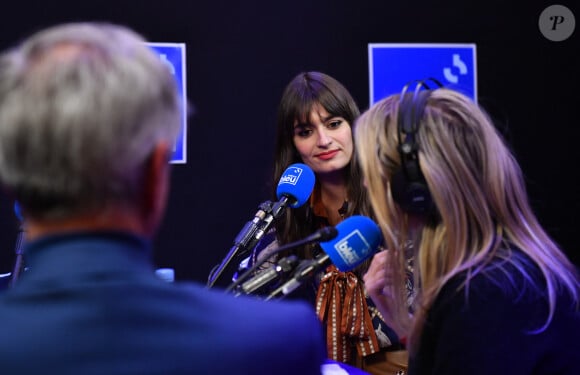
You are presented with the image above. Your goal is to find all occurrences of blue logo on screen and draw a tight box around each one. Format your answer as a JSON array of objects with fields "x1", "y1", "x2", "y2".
[
  {"x1": 368, "y1": 43, "x2": 477, "y2": 105},
  {"x1": 148, "y1": 42, "x2": 187, "y2": 164}
]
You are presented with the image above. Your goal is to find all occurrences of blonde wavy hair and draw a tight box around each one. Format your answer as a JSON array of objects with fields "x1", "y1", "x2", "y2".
[{"x1": 354, "y1": 88, "x2": 579, "y2": 350}]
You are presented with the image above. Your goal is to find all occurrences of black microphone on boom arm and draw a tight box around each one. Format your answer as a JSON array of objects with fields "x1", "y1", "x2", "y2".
[
  {"x1": 225, "y1": 225, "x2": 338, "y2": 295},
  {"x1": 9, "y1": 202, "x2": 26, "y2": 288},
  {"x1": 207, "y1": 163, "x2": 315, "y2": 288},
  {"x1": 236, "y1": 255, "x2": 300, "y2": 296},
  {"x1": 206, "y1": 200, "x2": 273, "y2": 288},
  {"x1": 232, "y1": 200, "x2": 274, "y2": 256}
]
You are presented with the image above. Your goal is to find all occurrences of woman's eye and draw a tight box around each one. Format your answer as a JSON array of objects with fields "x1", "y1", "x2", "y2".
[
  {"x1": 328, "y1": 120, "x2": 343, "y2": 129},
  {"x1": 295, "y1": 127, "x2": 312, "y2": 137}
]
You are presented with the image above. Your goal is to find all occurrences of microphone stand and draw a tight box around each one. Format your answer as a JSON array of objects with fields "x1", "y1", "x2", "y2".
[
  {"x1": 207, "y1": 200, "x2": 273, "y2": 288},
  {"x1": 224, "y1": 226, "x2": 337, "y2": 294},
  {"x1": 234, "y1": 255, "x2": 299, "y2": 296},
  {"x1": 9, "y1": 221, "x2": 25, "y2": 288},
  {"x1": 264, "y1": 255, "x2": 328, "y2": 300}
]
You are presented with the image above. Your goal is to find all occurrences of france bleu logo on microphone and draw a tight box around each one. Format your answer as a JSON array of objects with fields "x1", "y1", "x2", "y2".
[
  {"x1": 334, "y1": 229, "x2": 373, "y2": 266},
  {"x1": 321, "y1": 215, "x2": 382, "y2": 271},
  {"x1": 279, "y1": 166, "x2": 304, "y2": 186},
  {"x1": 276, "y1": 163, "x2": 315, "y2": 208}
]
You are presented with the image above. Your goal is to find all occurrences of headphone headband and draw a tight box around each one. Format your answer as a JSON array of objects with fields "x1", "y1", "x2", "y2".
[{"x1": 391, "y1": 77, "x2": 443, "y2": 214}]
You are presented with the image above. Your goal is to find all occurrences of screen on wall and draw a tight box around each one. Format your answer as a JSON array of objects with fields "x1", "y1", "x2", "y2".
[
  {"x1": 368, "y1": 43, "x2": 477, "y2": 106},
  {"x1": 148, "y1": 42, "x2": 187, "y2": 164}
]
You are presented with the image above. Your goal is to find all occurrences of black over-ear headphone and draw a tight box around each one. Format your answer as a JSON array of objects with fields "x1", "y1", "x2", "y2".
[{"x1": 390, "y1": 78, "x2": 443, "y2": 214}]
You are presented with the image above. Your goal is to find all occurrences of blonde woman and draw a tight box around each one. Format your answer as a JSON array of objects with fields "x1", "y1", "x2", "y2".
[{"x1": 355, "y1": 85, "x2": 580, "y2": 374}]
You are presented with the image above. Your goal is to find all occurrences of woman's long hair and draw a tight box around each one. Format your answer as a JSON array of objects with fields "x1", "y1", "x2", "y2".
[
  {"x1": 355, "y1": 88, "x2": 579, "y2": 351},
  {"x1": 271, "y1": 71, "x2": 370, "y2": 263}
]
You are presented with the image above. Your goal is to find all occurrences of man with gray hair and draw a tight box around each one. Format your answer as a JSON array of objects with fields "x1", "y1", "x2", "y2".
[{"x1": 0, "y1": 22, "x2": 325, "y2": 374}]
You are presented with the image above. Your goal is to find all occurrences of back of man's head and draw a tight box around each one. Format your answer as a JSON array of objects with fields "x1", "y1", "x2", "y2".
[{"x1": 0, "y1": 22, "x2": 181, "y2": 221}]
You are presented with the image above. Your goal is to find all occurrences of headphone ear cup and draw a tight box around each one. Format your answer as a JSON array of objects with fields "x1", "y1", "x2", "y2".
[
  {"x1": 390, "y1": 161, "x2": 432, "y2": 214},
  {"x1": 393, "y1": 78, "x2": 443, "y2": 215}
]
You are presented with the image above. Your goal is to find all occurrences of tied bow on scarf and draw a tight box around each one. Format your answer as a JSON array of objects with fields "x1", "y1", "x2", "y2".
[{"x1": 315, "y1": 264, "x2": 380, "y2": 362}]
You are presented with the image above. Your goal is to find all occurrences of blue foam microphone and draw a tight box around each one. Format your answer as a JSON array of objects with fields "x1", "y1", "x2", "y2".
[
  {"x1": 240, "y1": 163, "x2": 315, "y2": 265},
  {"x1": 248, "y1": 162, "x2": 315, "y2": 261},
  {"x1": 207, "y1": 163, "x2": 315, "y2": 288},
  {"x1": 275, "y1": 163, "x2": 315, "y2": 208},
  {"x1": 266, "y1": 215, "x2": 382, "y2": 299},
  {"x1": 254, "y1": 163, "x2": 315, "y2": 242},
  {"x1": 320, "y1": 215, "x2": 382, "y2": 271}
]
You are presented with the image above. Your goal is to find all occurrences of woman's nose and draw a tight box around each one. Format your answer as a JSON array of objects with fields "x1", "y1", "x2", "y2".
[{"x1": 316, "y1": 129, "x2": 332, "y2": 147}]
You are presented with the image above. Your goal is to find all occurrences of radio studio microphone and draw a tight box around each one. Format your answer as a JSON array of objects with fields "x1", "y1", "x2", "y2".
[
  {"x1": 236, "y1": 256, "x2": 299, "y2": 296},
  {"x1": 226, "y1": 226, "x2": 339, "y2": 295},
  {"x1": 255, "y1": 162, "x2": 316, "y2": 241},
  {"x1": 266, "y1": 215, "x2": 382, "y2": 300},
  {"x1": 207, "y1": 163, "x2": 315, "y2": 288},
  {"x1": 9, "y1": 201, "x2": 26, "y2": 288}
]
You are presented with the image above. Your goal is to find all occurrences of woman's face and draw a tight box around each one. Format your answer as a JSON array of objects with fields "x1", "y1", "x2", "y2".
[{"x1": 292, "y1": 104, "x2": 353, "y2": 175}]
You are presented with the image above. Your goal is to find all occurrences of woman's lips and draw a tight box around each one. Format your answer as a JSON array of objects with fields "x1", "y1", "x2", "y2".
[{"x1": 316, "y1": 150, "x2": 339, "y2": 160}]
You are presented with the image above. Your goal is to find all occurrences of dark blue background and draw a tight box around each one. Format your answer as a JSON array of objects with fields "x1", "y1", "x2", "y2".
[{"x1": 0, "y1": 0, "x2": 578, "y2": 283}]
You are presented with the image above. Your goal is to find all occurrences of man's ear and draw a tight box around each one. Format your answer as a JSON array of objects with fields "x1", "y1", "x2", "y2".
[{"x1": 140, "y1": 142, "x2": 171, "y2": 235}]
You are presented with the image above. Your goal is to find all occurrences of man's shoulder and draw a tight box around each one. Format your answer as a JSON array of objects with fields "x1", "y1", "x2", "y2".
[{"x1": 174, "y1": 281, "x2": 326, "y2": 374}]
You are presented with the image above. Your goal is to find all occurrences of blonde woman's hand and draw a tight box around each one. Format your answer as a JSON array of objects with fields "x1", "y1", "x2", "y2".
[
  {"x1": 363, "y1": 249, "x2": 411, "y2": 338},
  {"x1": 364, "y1": 249, "x2": 396, "y2": 307}
]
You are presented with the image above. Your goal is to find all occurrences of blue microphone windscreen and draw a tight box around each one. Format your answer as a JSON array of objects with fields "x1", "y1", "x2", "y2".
[
  {"x1": 320, "y1": 215, "x2": 382, "y2": 272},
  {"x1": 276, "y1": 163, "x2": 315, "y2": 208}
]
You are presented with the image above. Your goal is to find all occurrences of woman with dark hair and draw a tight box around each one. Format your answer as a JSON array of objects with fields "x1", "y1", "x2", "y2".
[{"x1": 243, "y1": 71, "x2": 411, "y2": 375}]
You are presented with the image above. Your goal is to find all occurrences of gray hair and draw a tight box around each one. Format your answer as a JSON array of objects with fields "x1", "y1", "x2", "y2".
[{"x1": 0, "y1": 22, "x2": 181, "y2": 219}]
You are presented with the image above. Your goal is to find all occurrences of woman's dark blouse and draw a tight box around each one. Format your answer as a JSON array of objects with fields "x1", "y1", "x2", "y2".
[{"x1": 409, "y1": 250, "x2": 580, "y2": 375}]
